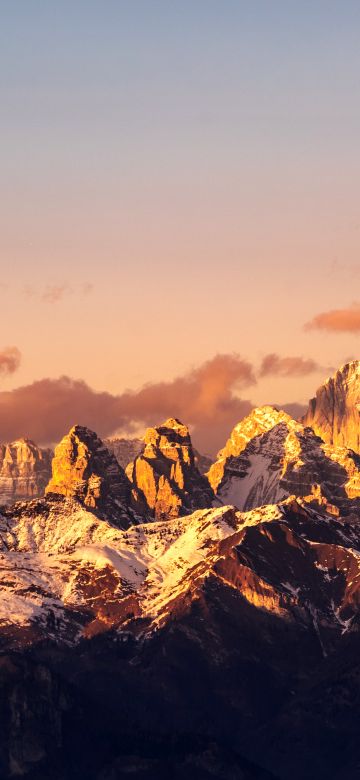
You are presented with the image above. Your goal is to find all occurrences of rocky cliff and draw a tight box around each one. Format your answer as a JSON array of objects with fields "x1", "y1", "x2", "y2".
[
  {"x1": 45, "y1": 425, "x2": 134, "y2": 528},
  {"x1": 303, "y1": 360, "x2": 360, "y2": 453},
  {"x1": 105, "y1": 435, "x2": 213, "y2": 476},
  {"x1": 126, "y1": 417, "x2": 214, "y2": 520},
  {"x1": 208, "y1": 405, "x2": 360, "y2": 515},
  {"x1": 0, "y1": 439, "x2": 52, "y2": 506}
]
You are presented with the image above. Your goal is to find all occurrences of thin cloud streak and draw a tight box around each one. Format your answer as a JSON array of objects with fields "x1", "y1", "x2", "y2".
[
  {"x1": 22, "y1": 283, "x2": 94, "y2": 304},
  {"x1": 260, "y1": 353, "x2": 323, "y2": 377},
  {"x1": 305, "y1": 303, "x2": 360, "y2": 333}
]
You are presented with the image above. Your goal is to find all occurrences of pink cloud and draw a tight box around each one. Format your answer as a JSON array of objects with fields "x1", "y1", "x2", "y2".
[
  {"x1": 0, "y1": 354, "x2": 255, "y2": 455},
  {"x1": 260, "y1": 353, "x2": 323, "y2": 377}
]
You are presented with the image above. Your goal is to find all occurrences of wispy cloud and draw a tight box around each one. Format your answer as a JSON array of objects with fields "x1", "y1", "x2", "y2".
[
  {"x1": 259, "y1": 353, "x2": 324, "y2": 378},
  {"x1": 22, "y1": 282, "x2": 94, "y2": 304},
  {"x1": 305, "y1": 303, "x2": 360, "y2": 333},
  {"x1": 42, "y1": 284, "x2": 70, "y2": 303}
]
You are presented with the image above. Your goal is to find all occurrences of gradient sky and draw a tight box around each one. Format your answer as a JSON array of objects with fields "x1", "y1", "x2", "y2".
[{"x1": 0, "y1": 1, "x2": 359, "y2": 449}]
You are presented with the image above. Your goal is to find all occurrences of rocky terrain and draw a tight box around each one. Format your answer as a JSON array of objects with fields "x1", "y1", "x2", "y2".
[
  {"x1": 0, "y1": 361, "x2": 359, "y2": 778},
  {"x1": 303, "y1": 360, "x2": 360, "y2": 453},
  {"x1": 1, "y1": 488, "x2": 360, "y2": 777},
  {"x1": 0, "y1": 440, "x2": 52, "y2": 506},
  {"x1": 208, "y1": 405, "x2": 360, "y2": 515},
  {"x1": 126, "y1": 417, "x2": 214, "y2": 520},
  {"x1": 45, "y1": 425, "x2": 135, "y2": 529},
  {"x1": 95, "y1": 435, "x2": 213, "y2": 477}
]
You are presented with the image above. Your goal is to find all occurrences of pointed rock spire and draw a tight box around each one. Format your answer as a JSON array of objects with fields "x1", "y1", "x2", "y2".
[
  {"x1": 302, "y1": 361, "x2": 360, "y2": 453},
  {"x1": 126, "y1": 417, "x2": 214, "y2": 520},
  {"x1": 45, "y1": 425, "x2": 133, "y2": 528}
]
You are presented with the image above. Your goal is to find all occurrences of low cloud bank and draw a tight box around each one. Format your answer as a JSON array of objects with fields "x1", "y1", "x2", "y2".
[
  {"x1": 0, "y1": 355, "x2": 254, "y2": 454},
  {"x1": 0, "y1": 352, "x2": 321, "y2": 454}
]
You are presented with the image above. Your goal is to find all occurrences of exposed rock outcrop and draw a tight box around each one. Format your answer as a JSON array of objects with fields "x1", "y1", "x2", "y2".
[
  {"x1": 126, "y1": 417, "x2": 214, "y2": 520},
  {"x1": 208, "y1": 405, "x2": 360, "y2": 515},
  {"x1": 45, "y1": 425, "x2": 133, "y2": 528},
  {"x1": 303, "y1": 360, "x2": 360, "y2": 453},
  {"x1": 105, "y1": 435, "x2": 213, "y2": 476},
  {"x1": 0, "y1": 439, "x2": 52, "y2": 506}
]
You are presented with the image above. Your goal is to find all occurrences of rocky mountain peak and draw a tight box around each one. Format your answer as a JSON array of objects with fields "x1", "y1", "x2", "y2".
[
  {"x1": 142, "y1": 417, "x2": 194, "y2": 465},
  {"x1": 45, "y1": 425, "x2": 133, "y2": 528},
  {"x1": 126, "y1": 418, "x2": 214, "y2": 520},
  {"x1": 208, "y1": 405, "x2": 296, "y2": 493},
  {"x1": 0, "y1": 438, "x2": 52, "y2": 506},
  {"x1": 303, "y1": 361, "x2": 360, "y2": 453},
  {"x1": 208, "y1": 406, "x2": 360, "y2": 515}
]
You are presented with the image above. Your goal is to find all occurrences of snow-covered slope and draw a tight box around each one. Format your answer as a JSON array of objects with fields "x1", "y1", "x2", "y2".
[
  {"x1": 0, "y1": 498, "x2": 244, "y2": 642},
  {"x1": 1, "y1": 491, "x2": 360, "y2": 650}
]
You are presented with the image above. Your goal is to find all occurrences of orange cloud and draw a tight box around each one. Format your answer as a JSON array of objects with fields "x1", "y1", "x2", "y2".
[
  {"x1": 305, "y1": 303, "x2": 360, "y2": 333},
  {"x1": 260, "y1": 353, "x2": 322, "y2": 377},
  {"x1": 0, "y1": 354, "x2": 255, "y2": 454},
  {"x1": 0, "y1": 346, "x2": 21, "y2": 376}
]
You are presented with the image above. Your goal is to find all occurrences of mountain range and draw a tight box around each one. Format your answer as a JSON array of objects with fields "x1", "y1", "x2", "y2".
[{"x1": 0, "y1": 361, "x2": 359, "y2": 779}]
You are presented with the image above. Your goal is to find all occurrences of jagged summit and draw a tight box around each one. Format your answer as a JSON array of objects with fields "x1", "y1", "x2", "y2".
[
  {"x1": 126, "y1": 417, "x2": 214, "y2": 520},
  {"x1": 303, "y1": 360, "x2": 360, "y2": 453},
  {"x1": 208, "y1": 405, "x2": 360, "y2": 515},
  {"x1": 0, "y1": 438, "x2": 52, "y2": 506},
  {"x1": 208, "y1": 406, "x2": 295, "y2": 493},
  {"x1": 45, "y1": 424, "x2": 133, "y2": 528},
  {"x1": 106, "y1": 429, "x2": 213, "y2": 476},
  {"x1": 2, "y1": 371, "x2": 360, "y2": 779}
]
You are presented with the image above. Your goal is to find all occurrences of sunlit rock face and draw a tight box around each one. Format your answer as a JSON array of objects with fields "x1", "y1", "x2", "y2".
[
  {"x1": 126, "y1": 417, "x2": 214, "y2": 520},
  {"x1": 303, "y1": 361, "x2": 360, "y2": 453},
  {"x1": 0, "y1": 439, "x2": 52, "y2": 506},
  {"x1": 105, "y1": 434, "x2": 213, "y2": 476},
  {"x1": 45, "y1": 425, "x2": 133, "y2": 528},
  {"x1": 208, "y1": 405, "x2": 360, "y2": 515}
]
